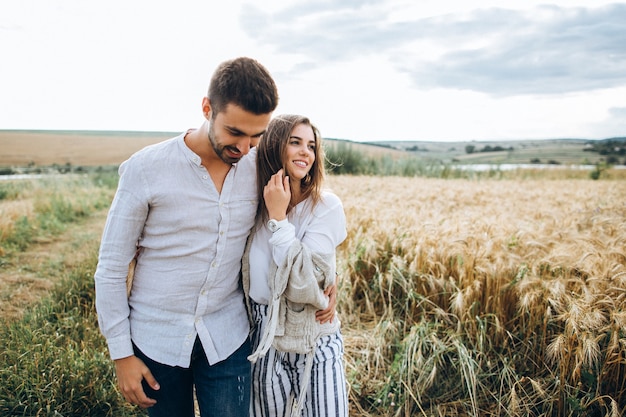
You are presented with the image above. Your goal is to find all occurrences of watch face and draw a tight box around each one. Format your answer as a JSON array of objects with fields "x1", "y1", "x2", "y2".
[{"x1": 267, "y1": 219, "x2": 278, "y2": 232}]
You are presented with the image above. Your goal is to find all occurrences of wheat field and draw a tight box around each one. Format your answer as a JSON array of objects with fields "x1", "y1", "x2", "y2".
[{"x1": 326, "y1": 176, "x2": 626, "y2": 416}]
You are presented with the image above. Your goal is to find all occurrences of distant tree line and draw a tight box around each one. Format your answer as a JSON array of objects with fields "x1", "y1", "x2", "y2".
[
  {"x1": 530, "y1": 158, "x2": 560, "y2": 165},
  {"x1": 465, "y1": 144, "x2": 514, "y2": 154},
  {"x1": 584, "y1": 138, "x2": 626, "y2": 165}
]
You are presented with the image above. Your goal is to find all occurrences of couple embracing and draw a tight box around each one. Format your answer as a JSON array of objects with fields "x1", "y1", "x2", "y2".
[{"x1": 94, "y1": 57, "x2": 348, "y2": 417}]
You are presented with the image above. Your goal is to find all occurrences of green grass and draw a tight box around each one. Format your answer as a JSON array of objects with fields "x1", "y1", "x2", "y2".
[
  {"x1": 0, "y1": 182, "x2": 26, "y2": 201},
  {"x1": 0, "y1": 255, "x2": 145, "y2": 417},
  {"x1": 0, "y1": 172, "x2": 139, "y2": 416},
  {"x1": 0, "y1": 174, "x2": 116, "y2": 257}
]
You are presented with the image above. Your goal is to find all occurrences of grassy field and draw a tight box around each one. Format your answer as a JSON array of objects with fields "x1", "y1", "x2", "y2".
[
  {"x1": 0, "y1": 130, "x2": 176, "y2": 167},
  {"x1": 1, "y1": 131, "x2": 625, "y2": 416},
  {"x1": 2, "y1": 130, "x2": 620, "y2": 168},
  {"x1": 373, "y1": 138, "x2": 619, "y2": 165}
]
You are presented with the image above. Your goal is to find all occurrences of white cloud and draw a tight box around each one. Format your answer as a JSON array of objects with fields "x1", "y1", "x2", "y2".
[{"x1": 0, "y1": 0, "x2": 624, "y2": 141}]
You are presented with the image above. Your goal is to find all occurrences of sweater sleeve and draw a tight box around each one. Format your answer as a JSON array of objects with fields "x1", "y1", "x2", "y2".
[
  {"x1": 273, "y1": 242, "x2": 335, "y2": 309},
  {"x1": 269, "y1": 192, "x2": 346, "y2": 272}
]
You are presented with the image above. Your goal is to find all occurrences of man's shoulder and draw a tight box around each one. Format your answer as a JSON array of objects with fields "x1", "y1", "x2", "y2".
[
  {"x1": 138, "y1": 134, "x2": 182, "y2": 155},
  {"x1": 126, "y1": 134, "x2": 183, "y2": 163}
]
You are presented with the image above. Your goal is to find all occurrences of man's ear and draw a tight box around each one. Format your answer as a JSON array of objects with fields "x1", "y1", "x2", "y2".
[{"x1": 202, "y1": 97, "x2": 212, "y2": 120}]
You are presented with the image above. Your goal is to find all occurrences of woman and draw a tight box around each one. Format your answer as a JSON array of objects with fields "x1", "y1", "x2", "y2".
[{"x1": 242, "y1": 115, "x2": 348, "y2": 416}]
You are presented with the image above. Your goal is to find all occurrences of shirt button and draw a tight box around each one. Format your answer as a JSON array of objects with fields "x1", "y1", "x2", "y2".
[
  {"x1": 203, "y1": 175, "x2": 208, "y2": 179},
  {"x1": 211, "y1": 261, "x2": 217, "y2": 268}
]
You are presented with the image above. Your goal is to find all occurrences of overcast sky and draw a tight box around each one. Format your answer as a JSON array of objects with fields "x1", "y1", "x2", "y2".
[{"x1": 1, "y1": 1, "x2": 625, "y2": 142}]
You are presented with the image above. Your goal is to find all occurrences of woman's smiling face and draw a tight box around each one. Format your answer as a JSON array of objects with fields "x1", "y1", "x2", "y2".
[{"x1": 284, "y1": 123, "x2": 316, "y2": 181}]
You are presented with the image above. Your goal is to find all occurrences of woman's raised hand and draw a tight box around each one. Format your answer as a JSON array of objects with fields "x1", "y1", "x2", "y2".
[{"x1": 264, "y1": 169, "x2": 290, "y2": 220}]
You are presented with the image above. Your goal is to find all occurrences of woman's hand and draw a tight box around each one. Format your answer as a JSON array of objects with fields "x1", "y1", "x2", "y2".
[
  {"x1": 316, "y1": 283, "x2": 337, "y2": 324},
  {"x1": 264, "y1": 169, "x2": 290, "y2": 220}
]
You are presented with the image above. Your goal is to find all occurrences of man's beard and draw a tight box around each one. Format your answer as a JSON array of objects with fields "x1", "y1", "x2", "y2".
[{"x1": 208, "y1": 120, "x2": 241, "y2": 165}]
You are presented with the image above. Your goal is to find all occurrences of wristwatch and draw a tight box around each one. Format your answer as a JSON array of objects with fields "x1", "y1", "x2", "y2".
[{"x1": 267, "y1": 218, "x2": 287, "y2": 233}]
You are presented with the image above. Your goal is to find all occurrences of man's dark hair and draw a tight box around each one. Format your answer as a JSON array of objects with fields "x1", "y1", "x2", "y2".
[{"x1": 208, "y1": 57, "x2": 279, "y2": 117}]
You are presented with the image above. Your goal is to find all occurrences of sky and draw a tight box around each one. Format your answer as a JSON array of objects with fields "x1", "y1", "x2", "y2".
[{"x1": 1, "y1": 0, "x2": 625, "y2": 142}]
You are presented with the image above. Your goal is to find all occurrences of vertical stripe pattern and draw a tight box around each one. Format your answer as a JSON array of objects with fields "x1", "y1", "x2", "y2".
[{"x1": 250, "y1": 302, "x2": 348, "y2": 417}]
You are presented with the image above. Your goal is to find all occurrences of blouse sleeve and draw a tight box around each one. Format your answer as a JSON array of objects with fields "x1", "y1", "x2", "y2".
[{"x1": 269, "y1": 192, "x2": 347, "y2": 266}]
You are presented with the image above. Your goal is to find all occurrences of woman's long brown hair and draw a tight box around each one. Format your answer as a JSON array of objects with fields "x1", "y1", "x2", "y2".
[{"x1": 255, "y1": 114, "x2": 326, "y2": 224}]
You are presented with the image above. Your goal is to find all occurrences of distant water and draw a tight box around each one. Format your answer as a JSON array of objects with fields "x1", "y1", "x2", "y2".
[
  {"x1": 454, "y1": 164, "x2": 597, "y2": 171},
  {"x1": 0, "y1": 173, "x2": 81, "y2": 181}
]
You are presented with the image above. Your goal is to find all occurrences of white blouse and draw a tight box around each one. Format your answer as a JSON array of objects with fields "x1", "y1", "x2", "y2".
[{"x1": 249, "y1": 190, "x2": 347, "y2": 305}]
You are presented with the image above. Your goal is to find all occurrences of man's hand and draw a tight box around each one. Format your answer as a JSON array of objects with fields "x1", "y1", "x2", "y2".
[
  {"x1": 316, "y1": 283, "x2": 337, "y2": 324},
  {"x1": 114, "y1": 355, "x2": 160, "y2": 409}
]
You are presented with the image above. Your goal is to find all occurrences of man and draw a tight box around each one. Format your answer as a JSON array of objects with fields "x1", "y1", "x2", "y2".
[{"x1": 94, "y1": 57, "x2": 279, "y2": 416}]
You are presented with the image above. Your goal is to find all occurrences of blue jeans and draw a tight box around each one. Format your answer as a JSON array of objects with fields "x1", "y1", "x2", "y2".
[{"x1": 134, "y1": 337, "x2": 251, "y2": 417}]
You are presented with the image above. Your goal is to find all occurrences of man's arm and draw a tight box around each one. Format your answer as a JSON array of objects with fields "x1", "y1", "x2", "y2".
[{"x1": 315, "y1": 282, "x2": 337, "y2": 324}]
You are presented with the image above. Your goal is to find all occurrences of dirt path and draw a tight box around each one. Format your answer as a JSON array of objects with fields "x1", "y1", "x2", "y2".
[{"x1": 0, "y1": 209, "x2": 108, "y2": 320}]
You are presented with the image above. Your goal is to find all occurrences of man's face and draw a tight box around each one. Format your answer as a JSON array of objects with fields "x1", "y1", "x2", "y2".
[{"x1": 208, "y1": 103, "x2": 271, "y2": 164}]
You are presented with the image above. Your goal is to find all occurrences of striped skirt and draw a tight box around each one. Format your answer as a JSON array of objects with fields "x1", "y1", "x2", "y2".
[{"x1": 250, "y1": 302, "x2": 349, "y2": 417}]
